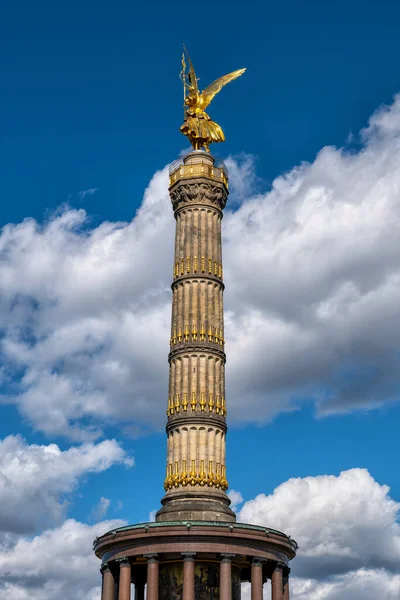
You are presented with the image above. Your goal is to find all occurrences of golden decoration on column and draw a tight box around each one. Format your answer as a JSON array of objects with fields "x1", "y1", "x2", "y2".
[{"x1": 94, "y1": 52, "x2": 297, "y2": 600}]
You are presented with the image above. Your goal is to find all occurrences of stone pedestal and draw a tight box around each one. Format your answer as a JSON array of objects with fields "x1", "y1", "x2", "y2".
[{"x1": 95, "y1": 521, "x2": 296, "y2": 600}]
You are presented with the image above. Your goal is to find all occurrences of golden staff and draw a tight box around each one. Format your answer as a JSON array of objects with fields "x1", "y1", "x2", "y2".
[{"x1": 179, "y1": 50, "x2": 187, "y2": 122}]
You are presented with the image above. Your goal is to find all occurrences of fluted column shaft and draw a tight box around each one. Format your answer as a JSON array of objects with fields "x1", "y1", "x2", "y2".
[{"x1": 162, "y1": 151, "x2": 231, "y2": 507}]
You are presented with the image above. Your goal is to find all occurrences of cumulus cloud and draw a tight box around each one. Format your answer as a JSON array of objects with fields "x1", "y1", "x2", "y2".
[
  {"x1": 242, "y1": 570, "x2": 400, "y2": 600},
  {"x1": 2, "y1": 470, "x2": 399, "y2": 600},
  {"x1": 290, "y1": 570, "x2": 400, "y2": 600},
  {"x1": 0, "y1": 167, "x2": 173, "y2": 439},
  {"x1": 0, "y1": 519, "x2": 125, "y2": 600},
  {"x1": 2, "y1": 96, "x2": 400, "y2": 437},
  {"x1": 224, "y1": 95, "x2": 400, "y2": 422},
  {"x1": 227, "y1": 489, "x2": 243, "y2": 512},
  {"x1": 238, "y1": 468, "x2": 400, "y2": 588},
  {"x1": 0, "y1": 435, "x2": 132, "y2": 535}
]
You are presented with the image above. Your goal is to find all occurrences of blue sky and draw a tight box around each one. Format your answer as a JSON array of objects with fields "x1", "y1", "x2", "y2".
[
  {"x1": 1, "y1": 1, "x2": 400, "y2": 599},
  {"x1": 2, "y1": 0, "x2": 400, "y2": 227}
]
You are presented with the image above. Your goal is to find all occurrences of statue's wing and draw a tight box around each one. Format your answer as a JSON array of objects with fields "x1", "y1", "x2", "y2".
[
  {"x1": 200, "y1": 68, "x2": 246, "y2": 109},
  {"x1": 184, "y1": 46, "x2": 199, "y2": 94}
]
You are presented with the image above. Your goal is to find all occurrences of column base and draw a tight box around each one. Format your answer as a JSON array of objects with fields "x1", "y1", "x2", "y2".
[{"x1": 155, "y1": 490, "x2": 235, "y2": 523}]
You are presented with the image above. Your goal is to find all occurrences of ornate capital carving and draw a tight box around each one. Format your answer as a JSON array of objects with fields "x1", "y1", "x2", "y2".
[
  {"x1": 220, "y1": 553, "x2": 235, "y2": 563},
  {"x1": 170, "y1": 181, "x2": 227, "y2": 213},
  {"x1": 117, "y1": 557, "x2": 131, "y2": 568},
  {"x1": 100, "y1": 562, "x2": 110, "y2": 574},
  {"x1": 181, "y1": 552, "x2": 196, "y2": 561},
  {"x1": 251, "y1": 557, "x2": 264, "y2": 567},
  {"x1": 144, "y1": 553, "x2": 159, "y2": 564}
]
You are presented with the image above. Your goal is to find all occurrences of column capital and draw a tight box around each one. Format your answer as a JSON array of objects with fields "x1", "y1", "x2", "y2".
[
  {"x1": 100, "y1": 562, "x2": 111, "y2": 574},
  {"x1": 144, "y1": 553, "x2": 159, "y2": 564},
  {"x1": 274, "y1": 562, "x2": 285, "y2": 571},
  {"x1": 117, "y1": 557, "x2": 131, "y2": 568},
  {"x1": 220, "y1": 553, "x2": 235, "y2": 563},
  {"x1": 181, "y1": 552, "x2": 196, "y2": 561},
  {"x1": 251, "y1": 557, "x2": 264, "y2": 567}
]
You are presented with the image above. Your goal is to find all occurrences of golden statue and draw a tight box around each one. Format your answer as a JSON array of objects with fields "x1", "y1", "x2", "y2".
[{"x1": 180, "y1": 47, "x2": 245, "y2": 152}]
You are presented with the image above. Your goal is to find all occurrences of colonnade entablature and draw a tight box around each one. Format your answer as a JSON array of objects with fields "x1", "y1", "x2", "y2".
[{"x1": 95, "y1": 522, "x2": 296, "y2": 600}]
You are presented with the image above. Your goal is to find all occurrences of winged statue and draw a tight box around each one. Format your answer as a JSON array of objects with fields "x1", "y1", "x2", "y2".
[{"x1": 180, "y1": 48, "x2": 246, "y2": 152}]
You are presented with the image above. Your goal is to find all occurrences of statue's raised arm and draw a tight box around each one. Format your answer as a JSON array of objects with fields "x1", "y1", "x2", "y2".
[{"x1": 180, "y1": 48, "x2": 246, "y2": 152}]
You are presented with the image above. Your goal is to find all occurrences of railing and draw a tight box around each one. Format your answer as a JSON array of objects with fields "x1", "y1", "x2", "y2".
[{"x1": 169, "y1": 156, "x2": 229, "y2": 187}]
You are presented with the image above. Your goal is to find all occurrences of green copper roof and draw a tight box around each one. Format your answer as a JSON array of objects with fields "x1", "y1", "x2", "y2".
[{"x1": 102, "y1": 520, "x2": 293, "y2": 541}]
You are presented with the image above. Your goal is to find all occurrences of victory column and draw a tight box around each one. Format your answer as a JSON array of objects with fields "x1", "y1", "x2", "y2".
[{"x1": 94, "y1": 48, "x2": 297, "y2": 600}]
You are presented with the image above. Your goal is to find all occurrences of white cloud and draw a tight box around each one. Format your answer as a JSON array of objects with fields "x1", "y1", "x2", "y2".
[
  {"x1": 148, "y1": 509, "x2": 157, "y2": 522},
  {"x1": 0, "y1": 166, "x2": 173, "y2": 439},
  {"x1": 243, "y1": 570, "x2": 400, "y2": 600},
  {"x1": 238, "y1": 468, "x2": 400, "y2": 580},
  {"x1": 0, "y1": 435, "x2": 132, "y2": 535},
  {"x1": 239, "y1": 469, "x2": 400, "y2": 598},
  {"x1": 290, "y1": 569, "x2": 400, "y2": 600},
  {"x1": 0, "y1": 519, "x2": 124, "y2": 600},
  {"x1": 227, "y1": 489, "x2": 243, "y2": 512},
  {"x1": 78, "y1": 188, "x2": 99, "y2": 199},
  {"x1": 223, "y1": 96, "x2": 400, "y2": 421},
  {"x1": 2, "y1": 470, "x2": 399, "y2": 600},
  {"x1": 91, "y1": 497, "x2": 111, "y2": 521},
  {"x1": 2, "y1": 96, "x2": 400, "y2": 437}
]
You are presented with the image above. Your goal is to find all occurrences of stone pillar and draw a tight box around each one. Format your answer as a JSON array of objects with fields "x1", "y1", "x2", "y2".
[
  {"x1": 182, "y1": 552, "x2": 196, "y2": 600},
  {"x1": 145, "y1": 554, "x2": 159, "y2": 600},
  {"x1": 101, "y1": 563, "x2": 115, "y2": 600},
  {"x1": 251, "y1": 558, "x2": 263, "y2": 600},
  {"x1": 220, "y1": 554, "x2": 234, "y2": 600},
  {"x1": 156, "y1": 151, "x2": 235, "y2": 525},
  {"x1": 271, "y1": 563, "x2": 284, "y2": 600},
  {"x1": 283, "y1": 568, "x2": 290, "y2": 600},
  {"x1": 118, "y1": 559, "x2": 131, "y2": 600}
]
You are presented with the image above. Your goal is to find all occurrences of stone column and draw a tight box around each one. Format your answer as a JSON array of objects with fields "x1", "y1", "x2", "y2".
[
  {"x1": 182, "y1": 552, "x2": 196, "y2": 600},
  {"x1": 283, "y1": 568, "x2": 290, "y2": 600},
  {"x1": 101, "y1": 563, "x2": 115, "y2": 600},
  {"x1": 251, "y1": 558, "x2": 263, "y2": 600},
  {"x1": 145, "y1": 554, "x2": 159, "y2": 600},
  {"x1": 118, "y1": 559, "x2": 131, "y2": 600},
  {"x1": 271, "y1": 563, "x2": 284, "y2": 600},
  {"x1": 157, "y1": 151, "x2": 235, "y2": 525},
  {"x1": 220, "y1": 554, "x2": 234, "y2": 600}
]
